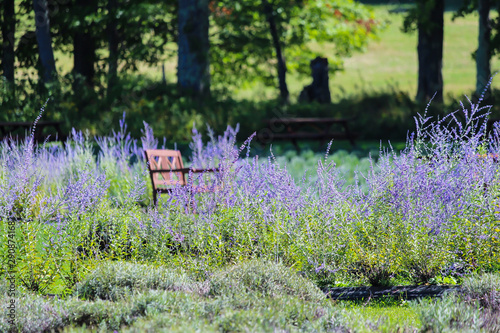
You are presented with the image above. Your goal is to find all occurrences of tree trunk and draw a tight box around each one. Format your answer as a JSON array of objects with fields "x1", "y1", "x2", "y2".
[
  {"x1": 2, "y1": 0, "x2": 15, "y2": 83},
  {"x1": 107, "y1": 0, "x2": 119, "y2": 95},
  {"x1": 33, "y1": 0, "x2": 57, "y2": 83},
  {"x1": 416, "y1": 0, "x2": 444, "y2": 103},
  {"x1": 263, "y1": 0, "x2": 289, "y2": 104},
  {"x1": 177, "y1": 0, "x2": 210, "y2": 96},
  {"x1": 299, "y1": 57, "x2": 331, "y2": 104},
  {"x1": 476, "y1": 0, "x2": 491, "y2": 97},
  {"x1": 73, "y1": 0, "x2": 98, "y2": 90}
]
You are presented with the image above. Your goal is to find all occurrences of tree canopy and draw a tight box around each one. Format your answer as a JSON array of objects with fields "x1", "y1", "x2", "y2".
[
  {"x1": 1, "y1": 0, "x2": 378, "y2": 96},
  {"x1": 210, "y1": 0, "x2": 378, "y2": 86}
]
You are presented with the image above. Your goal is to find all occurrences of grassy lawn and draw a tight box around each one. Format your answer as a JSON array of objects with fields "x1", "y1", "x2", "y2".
[
  {"x1": 342, "y1": 302, "x2": 421, "y2": 332},
  {"x1": 332, "y1": 5, "x2": 500, "y2": 102}
]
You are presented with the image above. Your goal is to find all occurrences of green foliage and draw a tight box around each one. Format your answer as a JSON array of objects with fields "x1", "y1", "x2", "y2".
[
  {"x1": 2, "y1": 106, "x2": 500, "y2": 330},
  {"x1": 75, "y1": 262, "x2": 199, "y2": 301},
  {"x1": 417, "y1": 295, "x2": 484, "y2": 332},
  {"x1": 207, "y1": 259, "x2": 325, "y2": 301},
  {"x1": 4, "y1": 0, "x2": 379, "y2": 113},
  {"x1": 0, "y1": 293, "x2": 67, "y2": 333},
  {"x1": 2, "y1": 267, "x2": 500, "y2": 332},
  {"x1": 211, "y1": 0, "x2": 379, "y2": 86},
  {"x1": 0, "y1": 261, "x2": 348, "y2": 332},
  {"x1": 415, "y1": 273, "x2": 500, "y2": 332},
  {"x1": 15, "y1": 0, "x2": 177, "y2": 76},
  {"x1": 461, "y1": 273, "x2": 500, "y2": 311},
  {"x1": 0, "y1": 70, "x2": 467, "y2": 145}
]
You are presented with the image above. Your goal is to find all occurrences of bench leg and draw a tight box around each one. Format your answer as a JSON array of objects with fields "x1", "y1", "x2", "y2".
[
  {"x1": 343, "y1": 123, "x2": 356, "y2": 147},
  {"x1": 291, "y1": 138, "x2": 300, "y2": 153},
  {"x1": 348, "y1": 135, "x2": 356, "y2": 147}
]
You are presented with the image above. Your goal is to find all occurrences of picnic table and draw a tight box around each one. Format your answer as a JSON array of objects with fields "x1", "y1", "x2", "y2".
[
  {"x1": 0, "y1": 121, "x2": 65, "y2": 142},
  {"x1": 259, "y1": 117, "x2": 357, "y2": 151}
]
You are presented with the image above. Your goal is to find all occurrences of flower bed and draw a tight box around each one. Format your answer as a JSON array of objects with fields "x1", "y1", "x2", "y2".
[{"x1": 0, "y1": 97, "x2": 499, "y2": 299}]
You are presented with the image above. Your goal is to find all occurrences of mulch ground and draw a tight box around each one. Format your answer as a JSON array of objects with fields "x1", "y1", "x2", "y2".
[{"x1": 323, "y1": 285, "x2": 461, "y2": 301}]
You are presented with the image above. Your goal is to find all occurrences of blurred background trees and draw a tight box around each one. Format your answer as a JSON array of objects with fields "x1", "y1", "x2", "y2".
[
  {"x1": 1, "y1": 0, "x2": 500, "y2": 144},
  {"x1": 1, "y1": 0, "x2": 15, "y2": 86}
]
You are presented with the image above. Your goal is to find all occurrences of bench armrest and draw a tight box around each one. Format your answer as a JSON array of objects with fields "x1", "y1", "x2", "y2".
[{"x1": 150, "y1": 168, "x2": 219, "y2": 174}]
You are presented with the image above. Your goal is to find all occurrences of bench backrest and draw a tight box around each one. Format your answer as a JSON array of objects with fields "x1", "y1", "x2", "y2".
[{"x1": 144, "y1": 149, "x2": 186, "y2": 189}]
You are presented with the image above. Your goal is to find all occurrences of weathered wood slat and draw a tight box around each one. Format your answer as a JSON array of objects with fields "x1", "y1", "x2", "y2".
[
  {"x1": 265, "y1": 117, "x2": 352, "y2": 125},
  {"x1": 0, "y1": 121, "x2": 65, "y2": 142},
  {"x1": 270, "y1": 132, "x2": 358, "y2": 140},
  {"x1": 258, "y1": 117, "x2": 358, "y2": 151}
]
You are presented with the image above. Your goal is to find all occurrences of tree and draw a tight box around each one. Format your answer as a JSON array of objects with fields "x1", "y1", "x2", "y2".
[
  {"x1": 210, "y1": 0, "x2": 378, "y2": 99},
  {"x1": 27, "y1": 0, "x2": 176, "y2": 95},
  {"x1": 178, "y1": 0, "x2": 210, "y2": 96},
  {"x1": 33, "y1": 0, "x2": 57, "y2": 83},
  {"x1": 103, "y1": 0, "x2": 176, "y2": 94},
  {"x1": 107, "y1": 0, "x2": 119, "y2": 94},
  {"x1": 454, "y1": 0, "x2": 493, "y2": 97},
  {"x1": 404, "y1": 0, "x2": 444, "y2": 104},
  {"x1": 263, "y1": 0, "x2": 289, "y2": 103},
  {"x1": 1, "y1": 0, "x2": 15, "y2": 83},
  {"x1": 476, "y1": 0, "x2": 491, "y2": 96},
  {"x1": 73, "y1": 0, "x2": 99, "y2": 90}
]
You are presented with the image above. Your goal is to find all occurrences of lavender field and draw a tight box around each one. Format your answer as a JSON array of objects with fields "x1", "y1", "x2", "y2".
[{"x1": 1, "y1": 97, "x2": 500, "y2": 331}]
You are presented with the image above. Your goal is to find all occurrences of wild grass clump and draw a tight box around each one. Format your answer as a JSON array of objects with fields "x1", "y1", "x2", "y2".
[
  {"x1": 118, "y1": 294, "x2": 348, "y2": 333},
  {"x1": 0, "y1": 291, "x2": 67, "y2": 333},
  {"x1": 207, "y1": 259, "x2": 325, "y2": 301},
  {"x1": 0, "y1": 260, "x2": 348, "y2": 332},
  {"x1": 417, "y1": 273, "x2": 500, "y2": 332},
  {"x1": 75, "y1": 261, "x2": 200, "y2": 301},
  {"x1": 461, "y1": 272, "x2": 500, "y2": 312},
  {"x1": 2, "y1": 263, "x2": 499, "y2": 332}
]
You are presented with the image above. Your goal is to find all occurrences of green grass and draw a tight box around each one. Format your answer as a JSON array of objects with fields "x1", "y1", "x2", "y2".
[
  {"x1": 331, "y1": 5, "x2": 500, "y2": 102},
  {"x1": 343, "y1": 304, "x2": 421, "y2": 332}
]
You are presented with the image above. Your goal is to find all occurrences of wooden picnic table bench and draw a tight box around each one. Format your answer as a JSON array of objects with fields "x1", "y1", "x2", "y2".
[
  {"x1": 0, "y1": 121, "x2": 65, "y2": 142},
  {"x1": 259, "y1": 117, "x2": 358, "y2": 151}
]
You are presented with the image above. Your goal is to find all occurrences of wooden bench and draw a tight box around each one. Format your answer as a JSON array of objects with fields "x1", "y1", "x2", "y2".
[
  {"x1": 258, "y1": 117, "x2": 358, "y2": 151},
  {"x1": 144, "y1": 149, "x2": 218, "y2": 206},
  {"x1": 0, "y1": 121, "x2": 65, "y2": 142}
]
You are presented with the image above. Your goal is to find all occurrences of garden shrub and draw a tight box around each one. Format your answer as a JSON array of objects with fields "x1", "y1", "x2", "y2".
[
  {"x1": 63, "y1": 297, "x2": 137, "y2": 331},
  {"x1": 118, "y1": 289, "x2": 346, "y2": 333},
  {"x1": 2, "y1": 87, "x2": 500, "y2": 299},
  {"x1": 461, "y1": 273, "x2": 500, "y2": 311},
  {"x1": 417, "y1": 295, "x2": 482, "y2": 333},
  {"x1": 207, "y1": 259, "x2": 325, "y2": 302},
  {"x1": 417, "y1": 273, "x2": 500, "y2": 332},
  {"x1": 75, "y1": 261, "x2": 199, "y2": 301},
  {"x1": 0, "y1": 292, "x2": 67, "y2": 333}
]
